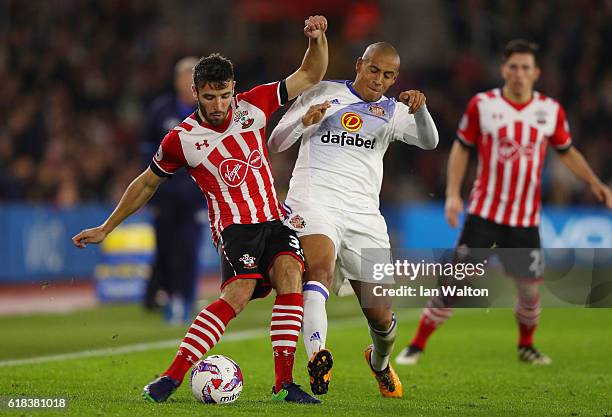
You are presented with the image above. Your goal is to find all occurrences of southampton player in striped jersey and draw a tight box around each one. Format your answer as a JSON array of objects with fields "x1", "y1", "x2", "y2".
[
  {"x1": 73, "y1": 15, "x2": 330, "y2": 404},
  {"x1": 396, "y1": 39, "x2": 612, "y2": 366},
  {"x1": 269, "y1": 42, "x2": 439, "y2": 398}
]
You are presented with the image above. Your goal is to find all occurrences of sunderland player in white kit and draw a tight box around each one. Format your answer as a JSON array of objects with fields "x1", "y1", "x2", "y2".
[
  {"x1": 269, "y1": 42, "x2": 439, "y2": 397},
  {"x1": 396, "y1": 39, "x2": 612, "y2": 366}
]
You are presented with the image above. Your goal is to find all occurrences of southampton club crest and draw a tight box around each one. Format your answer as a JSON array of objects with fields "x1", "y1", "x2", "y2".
[
  {"x1": 234, "y1": 109, "x2": 254, "y2": 129},
  {"x1": 289, "y1": 214, "x2": 306, "y2": 229},
  {"x1": 535, "y1": 109, "x2": 548, "y2": 125},
  {"x1": 239, "y1": 254, "x2": 257, "y2": 269}
]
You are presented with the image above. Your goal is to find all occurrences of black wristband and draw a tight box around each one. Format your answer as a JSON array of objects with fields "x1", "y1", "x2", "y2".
[{"x1": 279, "y1": 79, "x2": 289, "y2": 105}]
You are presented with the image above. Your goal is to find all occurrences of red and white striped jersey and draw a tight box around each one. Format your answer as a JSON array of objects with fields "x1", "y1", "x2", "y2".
[
  {"x1": 150, "y1": 81, "x2": 286, "y2": 246},
  {"x1": 457, "y1": 88, "x2": 572, "y2": 227}
]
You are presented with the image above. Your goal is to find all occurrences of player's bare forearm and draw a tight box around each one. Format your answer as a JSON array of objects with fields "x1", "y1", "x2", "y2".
[
  {"x1": 446, "y1": 141, "x2": 470, "y2": 198},
  {"x1": 102, "y1": 168, "x2": 163, "y2": 233},
  {"x1": 558, "y1": 146, "x2": 612, "y2": 208},
  {"x1": 301, "y1": 35, "x2": 328, "y2": 83},
  {"x1": 285, "y1": 16, "x2": 328, "y2": 100},
  {"x1": 73, "y1": 168, "x2": 163, "y2": 248},
  {"x1": 558, "y1": 146, "x2": 601, "y2": 187},
  {"x1": 285, "y1": 36, "x2": 328, "y2": 99}
]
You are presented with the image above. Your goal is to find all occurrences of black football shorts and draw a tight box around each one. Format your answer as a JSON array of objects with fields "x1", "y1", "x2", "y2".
[
  {"x1": 455, "y1": 214, "x2": 544, "y2": 280},
  {"x1": 218, "y1": 220, "x2": 306, "y2": 299}
]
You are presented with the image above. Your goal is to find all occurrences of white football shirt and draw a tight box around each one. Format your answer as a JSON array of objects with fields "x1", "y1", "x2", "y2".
[{"x1": 270, "y1": 80, "x2": 436, "y2": 213}]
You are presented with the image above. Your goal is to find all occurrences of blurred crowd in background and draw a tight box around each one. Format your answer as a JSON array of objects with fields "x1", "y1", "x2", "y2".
[{"x1": 1, "y1": 0, "x2": 610, "y2": 208}]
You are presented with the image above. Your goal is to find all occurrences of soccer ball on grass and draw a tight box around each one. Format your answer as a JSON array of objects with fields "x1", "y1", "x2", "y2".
[{"x1": 190, "y1": 355, "x2": 243, "y2": 404}]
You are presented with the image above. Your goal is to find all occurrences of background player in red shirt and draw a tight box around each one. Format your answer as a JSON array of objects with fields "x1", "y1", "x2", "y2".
[
  {"x1": 73, "y1": 15, "x2": 329, "y2": 404},
  {"x1": 396, "y1": 39, "x2": 612, "y2": 366}
]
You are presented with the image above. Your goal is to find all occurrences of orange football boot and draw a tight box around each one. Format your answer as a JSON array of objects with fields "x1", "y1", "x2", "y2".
[{"x1": 364, "y1": 345, "x2": 403, "y2": 398}]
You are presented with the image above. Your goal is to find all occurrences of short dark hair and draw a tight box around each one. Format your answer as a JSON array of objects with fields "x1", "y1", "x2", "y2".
[
  {"x1": 193, "y1": 53, "x2": 234, "y2": 90},
  {"x1": 503, "y1": 39, "x2": 539, "y2": 64}
]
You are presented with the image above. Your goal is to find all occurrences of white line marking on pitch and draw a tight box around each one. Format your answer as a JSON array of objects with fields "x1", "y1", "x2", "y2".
[
  {"x1": 0, "y1": 316, "x2": 376, "y2": 368},
  {"x1": 0, "y1": 309, "x2": 488, "y2": 368}
]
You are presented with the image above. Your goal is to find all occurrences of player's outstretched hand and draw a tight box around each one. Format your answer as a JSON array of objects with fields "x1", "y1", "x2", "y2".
[
  {"x1": 399, "y1": 90, "x2": 426, "y2": 114},
  {"x1": 302, "y1": 101, "x2": 331, "y2": 126},
  {"x1": 590, "y1": 181, "x2": 612, "y2": 209},
  {"x1": 304, "y1": 15, "x2": 328, "y2": 39},
  {"x1": 445, "y1": 195, "x2": 464, "y2": 228},
  {"x1": 72, "y1": 226, "x2": 108, "y2": 248}
]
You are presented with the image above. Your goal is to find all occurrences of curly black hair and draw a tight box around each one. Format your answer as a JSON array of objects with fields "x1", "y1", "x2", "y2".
[{"x1": 193, "y1": 53, "x2": 234, "y2": 90}]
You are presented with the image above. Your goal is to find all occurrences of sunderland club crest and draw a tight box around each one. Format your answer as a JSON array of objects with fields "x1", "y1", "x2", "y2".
[
  {"x1": 289, "y1": 214, "x2": 306, "y2": 229},
  {"x1": 368, "y1": 104, "x2": 386, "y2": 117}
]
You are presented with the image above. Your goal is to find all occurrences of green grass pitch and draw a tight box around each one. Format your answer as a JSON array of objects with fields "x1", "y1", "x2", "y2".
[{"x1": 0, "y1": 296, "x2": 610, "y2": 416}]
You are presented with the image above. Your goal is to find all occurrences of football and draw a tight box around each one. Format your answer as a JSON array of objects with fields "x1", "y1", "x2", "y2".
[{"x1": 190, "y1": 355, "x2": 243, "y2": 404}]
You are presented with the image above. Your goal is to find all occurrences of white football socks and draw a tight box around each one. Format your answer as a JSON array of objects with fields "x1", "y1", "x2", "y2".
[
  {"x1": 301, "y1": 281, "x2": 329, "y2": 359},
  {"x1": 369, "y1": 313, "x2": 397, "y2": 371}
]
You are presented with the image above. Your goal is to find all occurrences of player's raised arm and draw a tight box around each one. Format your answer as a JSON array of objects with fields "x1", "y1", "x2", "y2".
[
  {"x1": 72, "y1": 168, "x2": 164, "y2": 248},
  {"x1": 284, "y1": 15, "x2": 328, "y2": 101}
]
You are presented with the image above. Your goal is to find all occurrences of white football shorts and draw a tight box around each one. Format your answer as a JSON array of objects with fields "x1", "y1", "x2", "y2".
[{"x1": 283, "y1": 199, "x2": 394, "y2": 295}]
